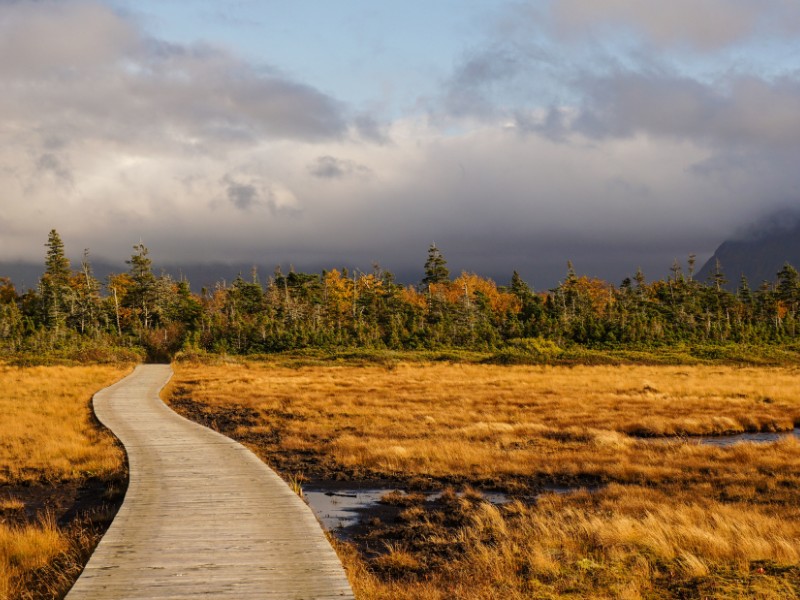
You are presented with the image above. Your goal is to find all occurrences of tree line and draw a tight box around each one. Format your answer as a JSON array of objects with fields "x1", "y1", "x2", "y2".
[{"x1": 2, "y1": 230, "x2": 800, "y2": 361}]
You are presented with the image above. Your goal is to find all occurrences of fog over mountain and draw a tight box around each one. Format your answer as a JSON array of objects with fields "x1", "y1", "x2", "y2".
[
  {"x1": 697, "y1": 210, "x2": 800, "y2": 288},
  {"x1": 3, "y1": 1, "x2": 800, "y2": 289}
]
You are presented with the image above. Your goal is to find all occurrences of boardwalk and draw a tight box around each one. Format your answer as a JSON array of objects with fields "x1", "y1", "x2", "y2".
[{"x1": 66, "y1": 364, "x2": 354, "y2": 600}]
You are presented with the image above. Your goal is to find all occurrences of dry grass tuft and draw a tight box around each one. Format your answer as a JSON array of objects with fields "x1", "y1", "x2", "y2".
[{"x1": 0, "y1": 497, "x2": 25, "y2": 512}]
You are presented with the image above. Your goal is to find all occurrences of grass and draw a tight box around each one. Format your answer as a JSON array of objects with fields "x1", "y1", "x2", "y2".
[
  {"x1": 0, "y1": 363, "x2": 130, "y2": 600},
  {"x1": 168, "y1": 362, "x2": 800, "y2": 488},
  {"x1": 167, "y1": 360, "x2": 800, "y2": 599},
  {"x1": 1, "y1": 514, "x2": 68, "y2": 600}
]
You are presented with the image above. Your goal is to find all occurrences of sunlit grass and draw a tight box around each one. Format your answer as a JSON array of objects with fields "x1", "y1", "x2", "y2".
[
  {"x1": 0, "y1": 514, "x2": 68, "y2": 600},
  {"x1": 169, "y1": 361, "x2": 800, "y2": 599},
  {"x1": 169, "y1": 363, "x2": 800, "y2": 487},
  {"x1": 0, "y1": 363, "x2": 130, "y2": 599}
]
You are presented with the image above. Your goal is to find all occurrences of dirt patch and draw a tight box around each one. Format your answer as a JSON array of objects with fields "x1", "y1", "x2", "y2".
[{"x1": 1, "y1": 476, "x2": 125, "y2": 529}]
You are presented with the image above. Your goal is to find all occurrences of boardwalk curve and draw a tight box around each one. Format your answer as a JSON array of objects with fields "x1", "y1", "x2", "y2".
[{"x1": 66, "y1": 364, "x2": 354, "y2": 600}]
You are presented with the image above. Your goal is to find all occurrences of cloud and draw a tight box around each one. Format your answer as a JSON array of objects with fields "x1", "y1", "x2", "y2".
[
  {"x1": 36, "y1": 153, "x2": 73, "y2": 186},
  {"x1": 223, "y1": 177, "x2": 260, "y2": 211},
  {"x1": 434, "y1": 8, "x2": 800, "y2": 167},
  {"x1": 572, "y1": 71, "x2": 800, "y2": 149},
  {"x1": 443, "y1": 45, "x2": 524, "y2": 118},
  {"x1": 438, "y1": 41, "x2": 557, "y2": 121},
  {"x1": 3, "y1": 0, "x2": 800, "y2": 290},
  {"x1": 0, "y1": 1, "x2": 346, "y2": 153},
  {"x1": 552, "y1": 0, "x2": 800, "y2": 49},
  {"x1": 353, "y1": 114, "x2": 389, "y2": 144},
  {"x1": 220, "y1": 174, "x2": 301, "y2": 214},
  {"x1": 308, "y1": 156, "x2": 372, "y2": 180}
]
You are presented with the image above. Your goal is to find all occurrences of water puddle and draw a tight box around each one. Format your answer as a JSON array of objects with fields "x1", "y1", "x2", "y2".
[
  {"x1": 303, "y1": 482, "x2": 582, "y2": 532},
  {"x1": 696, "y1": 427, "x2": 800, "y2": 447},
  {"x1": 303, "y1": 487, "x2": 390, "y2": 530},
  {"x1": 639, "y1": 427, "x2": 800, "y2": 447}
]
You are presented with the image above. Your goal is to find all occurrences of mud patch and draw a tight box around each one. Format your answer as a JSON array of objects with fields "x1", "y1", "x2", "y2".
[{"x1": 0, "y1": 476, "x2": 125, "y2": 529}]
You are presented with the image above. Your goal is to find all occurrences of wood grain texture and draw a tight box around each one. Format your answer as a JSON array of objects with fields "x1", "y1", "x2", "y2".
[{"x1": 65, "y1": 365, "x2": 354, "y2": 600}]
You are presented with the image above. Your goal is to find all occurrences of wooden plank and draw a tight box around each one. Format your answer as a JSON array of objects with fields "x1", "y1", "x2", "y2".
[{"x1": 65, "y1": 365, "x2": 354, "y2": 599}]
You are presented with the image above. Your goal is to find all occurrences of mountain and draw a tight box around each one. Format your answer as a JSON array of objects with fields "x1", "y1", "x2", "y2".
[{"x1": 697, "y1": 210, "x2": 800, "y2": 287}]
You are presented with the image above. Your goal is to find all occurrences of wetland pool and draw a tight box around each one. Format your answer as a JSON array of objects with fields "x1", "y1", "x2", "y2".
[{"x1": 303, "y1": 482, "x2": 576, "y2": 532}]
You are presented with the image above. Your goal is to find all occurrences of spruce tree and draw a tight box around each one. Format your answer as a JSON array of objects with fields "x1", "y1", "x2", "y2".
[
  {"x1": 72, "y1": 248, "x2": 101, "y2": 334},
  {"x1": 39, "y1": 229, "x2": 72, "y2": 330},
  {"x1": 776, "y1": 262, "x2": 800, "y2": 317},
  {"x1": 737, "y1": 274, "x2": 752, "y2": 305},
  {"x1": 126, "y1": 242, "x2": 158, "y2": 329},
  {"x1": 710, "y1": 259, "x2": 728, "y2": 292},
  {"x1": 421, "y1": 243, "x2": 449, "y2": 288},
  {"x1": 44, "y1": 229, "x2": 70, "y2": 282},
  {"x1": 510, "y1": 271, "x2": 532, "y2": 297}
]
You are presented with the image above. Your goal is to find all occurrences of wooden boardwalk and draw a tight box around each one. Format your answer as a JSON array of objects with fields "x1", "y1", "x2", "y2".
[{"x1": 66, "y1": 365, "x2": 354, "y2": 600}]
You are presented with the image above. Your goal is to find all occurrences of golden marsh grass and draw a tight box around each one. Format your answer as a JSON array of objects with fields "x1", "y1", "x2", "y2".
[
  {"x1": 0, "y1": 363, "x2": 129, "y2": 599},
  {"x1": 169, "y1": 363, "x2": 800, "y2": 489},
  {"x1": 0, "y1": 364, "x2": 130, "y2": 484},
  {"x1": 169, "y1": 361, "x2": 800, "y2": 599}
]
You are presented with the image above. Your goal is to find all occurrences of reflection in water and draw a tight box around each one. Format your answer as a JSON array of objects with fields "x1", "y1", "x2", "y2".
[{"x1": 303, "y1": 488, "x2": 390, "y2": 530}]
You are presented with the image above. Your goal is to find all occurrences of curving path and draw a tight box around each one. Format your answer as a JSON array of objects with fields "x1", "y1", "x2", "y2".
[{"x1": 66, "y1": 364, "x2": 354, "y2": 600}]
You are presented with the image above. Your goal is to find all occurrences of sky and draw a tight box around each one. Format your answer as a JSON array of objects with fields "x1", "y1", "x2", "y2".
[{"x1": 3, "y1": 0, "x2": 800, "y2": 288}]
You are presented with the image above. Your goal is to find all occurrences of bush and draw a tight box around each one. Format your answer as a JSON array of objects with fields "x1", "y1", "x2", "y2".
[{"x1": 485, "y1": 338, "x2": 564, "y2": 365}]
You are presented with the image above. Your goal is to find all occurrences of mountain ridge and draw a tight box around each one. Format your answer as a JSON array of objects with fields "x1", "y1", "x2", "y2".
[{"x1": 697, "y1": 212, "x2": 800, "y2": 287}]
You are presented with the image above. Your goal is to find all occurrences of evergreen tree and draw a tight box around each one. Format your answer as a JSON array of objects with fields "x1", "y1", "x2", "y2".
[
  {"x1": 776, "y1": 263, "x2": 800, "y2": 307},
  {"x1": 509, "y1": 270, "x2": 541, "y2": 329},
  {"x1": 44, "y1": 229, "x2": 70, "y2": 281},
  {"x1": 710, "y1": 259, "x2": 728, "y2": 292},
  {"x1": 71, "y1": 248, "x2": 101, "y2": 334},
  {"x1": 39, "y1": 229, "x2": 72, "y2": 330},
  {"x1": 776, "y1": 263, "x2": 800, "y2": 333},
  {"x1": 509, "y1": 271, "x2": 531, "y2": 297},
  {"x1": 737, "y1": 274, "x2": 752, "y2": 305},
  {"x1": 126, "y1": 242, "x2": 158, "y2": 329},
  {"x1": 0, "y1": 278, "x2": 23, "y2": 349},
  {"x1": 421, "y1": 243, "x2": 450, "y2": 288}
]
